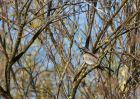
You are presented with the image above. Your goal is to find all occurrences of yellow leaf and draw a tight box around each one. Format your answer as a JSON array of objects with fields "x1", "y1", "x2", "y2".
[{"x1": 31, "y1": 19, "x2": 42, "y2": 28}]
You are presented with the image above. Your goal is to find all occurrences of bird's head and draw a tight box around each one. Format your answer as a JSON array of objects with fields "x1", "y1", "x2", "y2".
[{"x1": 78, "y1": 46, "x2": 90, "y2": 53}]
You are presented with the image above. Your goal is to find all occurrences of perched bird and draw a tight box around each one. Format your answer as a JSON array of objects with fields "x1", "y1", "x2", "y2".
[
  {"x1": 79, "y1": 46, "x2": 114, "y2": 72},
  {"x1": 79, "y1": 47, "x2": 98, "y2": 65}
]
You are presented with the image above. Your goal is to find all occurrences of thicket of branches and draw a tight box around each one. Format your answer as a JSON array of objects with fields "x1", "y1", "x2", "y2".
[{"x1": 0, "y1": 0, "x2": 140, "y2": 98}]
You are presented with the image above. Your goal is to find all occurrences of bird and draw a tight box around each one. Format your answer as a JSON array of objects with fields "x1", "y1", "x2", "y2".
[
  {"x1": 79, "y1": 46, "x2": 114, "y2": 72},
  {"x1": 79, "y1": 47, "x2": 98, "y2": 65}
]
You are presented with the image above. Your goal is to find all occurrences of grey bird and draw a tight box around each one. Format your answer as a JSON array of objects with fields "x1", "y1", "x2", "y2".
[
  {"x1": 79, "y1": 47, "x2": 114, "y2": 72},
  {"x1": 80, "y1": 47, "x2": 98, "y2": 65}
]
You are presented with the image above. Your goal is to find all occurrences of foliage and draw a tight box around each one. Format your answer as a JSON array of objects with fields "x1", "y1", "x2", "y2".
[{"x1": 0, "y1": 0, "x2": 140, "y2": 98}]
